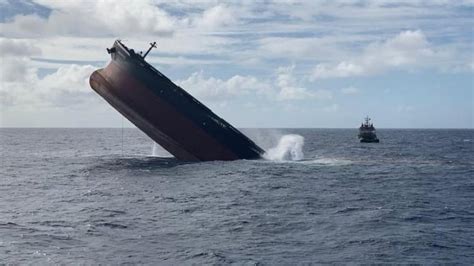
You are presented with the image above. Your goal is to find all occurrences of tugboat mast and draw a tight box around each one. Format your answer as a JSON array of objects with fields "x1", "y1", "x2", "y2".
[{"x1": 142, "y1": 41, "x2": 157, "y2": 59}]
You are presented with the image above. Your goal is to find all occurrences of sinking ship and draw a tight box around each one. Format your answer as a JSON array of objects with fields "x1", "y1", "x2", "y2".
[
  {"x1": 89, "y1": 40, "x2": 264, "y2": 161},
  {"x1": 358, "y1": 116, "x2": 380, "y2": 143}
]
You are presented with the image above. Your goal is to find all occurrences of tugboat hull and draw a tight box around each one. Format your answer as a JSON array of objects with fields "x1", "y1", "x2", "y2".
[
  {"x1": 89, "y1": 40, "x2": 264, "y2": 161},
  {"x1": 360, "y1": 138, "x2": 380, "y2": 143}
]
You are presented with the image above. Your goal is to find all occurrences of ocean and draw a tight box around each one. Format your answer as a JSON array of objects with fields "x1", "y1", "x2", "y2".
[{"x1": 1, "y1": 128, "x2": 473, "y2": 264}]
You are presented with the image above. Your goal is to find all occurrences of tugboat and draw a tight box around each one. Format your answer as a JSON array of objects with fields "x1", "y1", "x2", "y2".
[{"x1": 358, "y1": 116, "x2": 379, "y2": 143}]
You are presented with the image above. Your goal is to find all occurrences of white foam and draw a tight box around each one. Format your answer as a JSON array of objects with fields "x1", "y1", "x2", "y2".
[
  {"x1": 306, "y1": 158, "x2": 353, "y2": 166},
  {"x1": 263, "y1": 134, "x2": 304, "y2": 161}
]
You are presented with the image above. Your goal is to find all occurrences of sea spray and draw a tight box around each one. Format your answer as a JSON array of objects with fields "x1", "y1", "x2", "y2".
[
  {"x1": 242, "y1": 129, "x2": 284, "y2": 151},
  {"x1": 264, "y1": 134, "x2": 304, "y2": 161},
  {"x1": 151, "y1": 142, "x2": 172, "y2": 157},
  {"x1": 152, "y1": 142, "x2": 159, "y2": 156}
]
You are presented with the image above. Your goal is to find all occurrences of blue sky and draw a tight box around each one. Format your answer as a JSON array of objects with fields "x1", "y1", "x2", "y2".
[{"x1": 0, "y1": 0, "x2": 473, "y2": 128}]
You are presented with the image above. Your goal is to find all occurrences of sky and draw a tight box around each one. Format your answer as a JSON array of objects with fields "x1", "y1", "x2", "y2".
[{"x1": 0, "y1": 0, "x2": 473, "y2": 128}]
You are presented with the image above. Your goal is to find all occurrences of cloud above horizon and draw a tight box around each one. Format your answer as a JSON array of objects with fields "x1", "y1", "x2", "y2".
[{"x1": 0, "y1": 0, "x2": 472, "y2": 128}]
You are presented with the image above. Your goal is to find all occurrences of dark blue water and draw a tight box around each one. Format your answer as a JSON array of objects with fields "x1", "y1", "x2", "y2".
[{"x1": 1, "y1": 128, "x2": 473, "y2": 264}]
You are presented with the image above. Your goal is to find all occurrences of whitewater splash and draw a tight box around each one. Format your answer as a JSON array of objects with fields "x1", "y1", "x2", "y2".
[
  {"x1": 152, "y1": 142, "x2": 159, "y2": 156},
  {"x1": 151, "y1": 142, "x2": 172, "y2": 157},
  {"x1": 264, "y1": 134, "x2": 304, "y2": 161}
]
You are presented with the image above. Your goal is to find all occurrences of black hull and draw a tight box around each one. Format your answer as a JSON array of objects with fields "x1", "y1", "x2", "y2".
[
  {"x1": 360, "y1": 139, "x2": 380, "y2": 143},
  {"x1": 89, "y1": 40, "x2": 264, "y2": 161}
]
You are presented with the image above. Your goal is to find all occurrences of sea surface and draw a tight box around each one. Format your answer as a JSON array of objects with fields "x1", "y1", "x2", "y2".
[{"x1": 1, "y1": 128, "x2": 473, "y2": 264}]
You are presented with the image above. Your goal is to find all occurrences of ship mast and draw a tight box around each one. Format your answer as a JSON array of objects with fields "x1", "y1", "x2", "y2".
[
  {"x1": 365, "y1": 116, "x2": 370, "y2": 126},
  {"x1": 142, "y1": 41, "x2": 157, "y2": 59}
]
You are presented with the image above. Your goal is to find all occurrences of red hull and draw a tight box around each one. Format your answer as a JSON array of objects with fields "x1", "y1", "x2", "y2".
[
  {"x1": 89, "y1": 40, "x2": 264, "y2": 161},
  {"x1": 90, "y1": 62, "x2": 240, "y2": 161}
]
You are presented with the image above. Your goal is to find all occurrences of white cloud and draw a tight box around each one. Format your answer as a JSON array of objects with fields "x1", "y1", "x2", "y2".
[
  {"x1": 1, "y1": 57, "x2": 32, "y2": 82},
  {"x1": 257, "y1": 36, "x2": 351, "y2": 61},
  {"x1": 0, "y1": 38, "x2": 41, "y2": 82},
  {"x1": 311, "y1": 61, "x2": 364, "y2": 79},
  {"x1": 196, "y1": 4, "x2": 238, "y2": 30},
  {"x1": 1, "y1": 1, "x2": 472, "y2": 128},
  {"x1": 0, "y1": 38, "x2": 41, "y2": 57},
  {"x1": 277, "y1": 85, "x2": 313, "y2": 101},
  {"x1": 39, "y1": 64, "x2": 95, "y2": 94},
  {"x1": 0, "y1": 39, "x2": 119, "y2": 126},
  {"x1": 1, "y1": 0, "x2": 180, "y2": 37},
  {"x1": 177, "y1": 71, "x2": 272, "y2": 102},
  {"x1": 7, "y1": 35, "x2": 236, "y2": 63},
  {"x1": 323, "y1": 103, "x2": 339, "y2": 112},
  {"x1": 177, "y1": 66, "x2": 333, "y2": 102},
  {"x1": 276, "y1": 65, "x2": 332, "y2": 100},
  {"x1": 1, "y1": 58, "x2": 95, "y2": 108},
  {"x1": 0, "y1": 1, "x2": 248, "y2": 38},
  {"x1": 396, "y1": 105, "x2": 415, "y2": 112},
  {"x1": 310, "y1": 30, "x2": 437, "y2": 79},
  {"x1": 467, "y1": 61, "x2": 474, "y2": 72},
  {"x1": 341, "y1": 86, "x2": 359, "y2": 95},
  {"x1": 1, "y1": 1, "x2": 470, "y2": 70},
  {"x1": 367, "y1": 30, "x2": 434, "y2": 67}
]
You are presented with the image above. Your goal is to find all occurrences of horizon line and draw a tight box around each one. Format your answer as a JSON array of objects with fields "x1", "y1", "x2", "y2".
[{"x1": 1, "y1": 127, "x2": 473, "y2": 130}]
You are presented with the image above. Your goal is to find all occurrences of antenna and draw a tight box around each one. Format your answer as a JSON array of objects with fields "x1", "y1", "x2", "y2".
[{"x1": 142, "y1": 41, "x2": 157, "y2": 59}]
